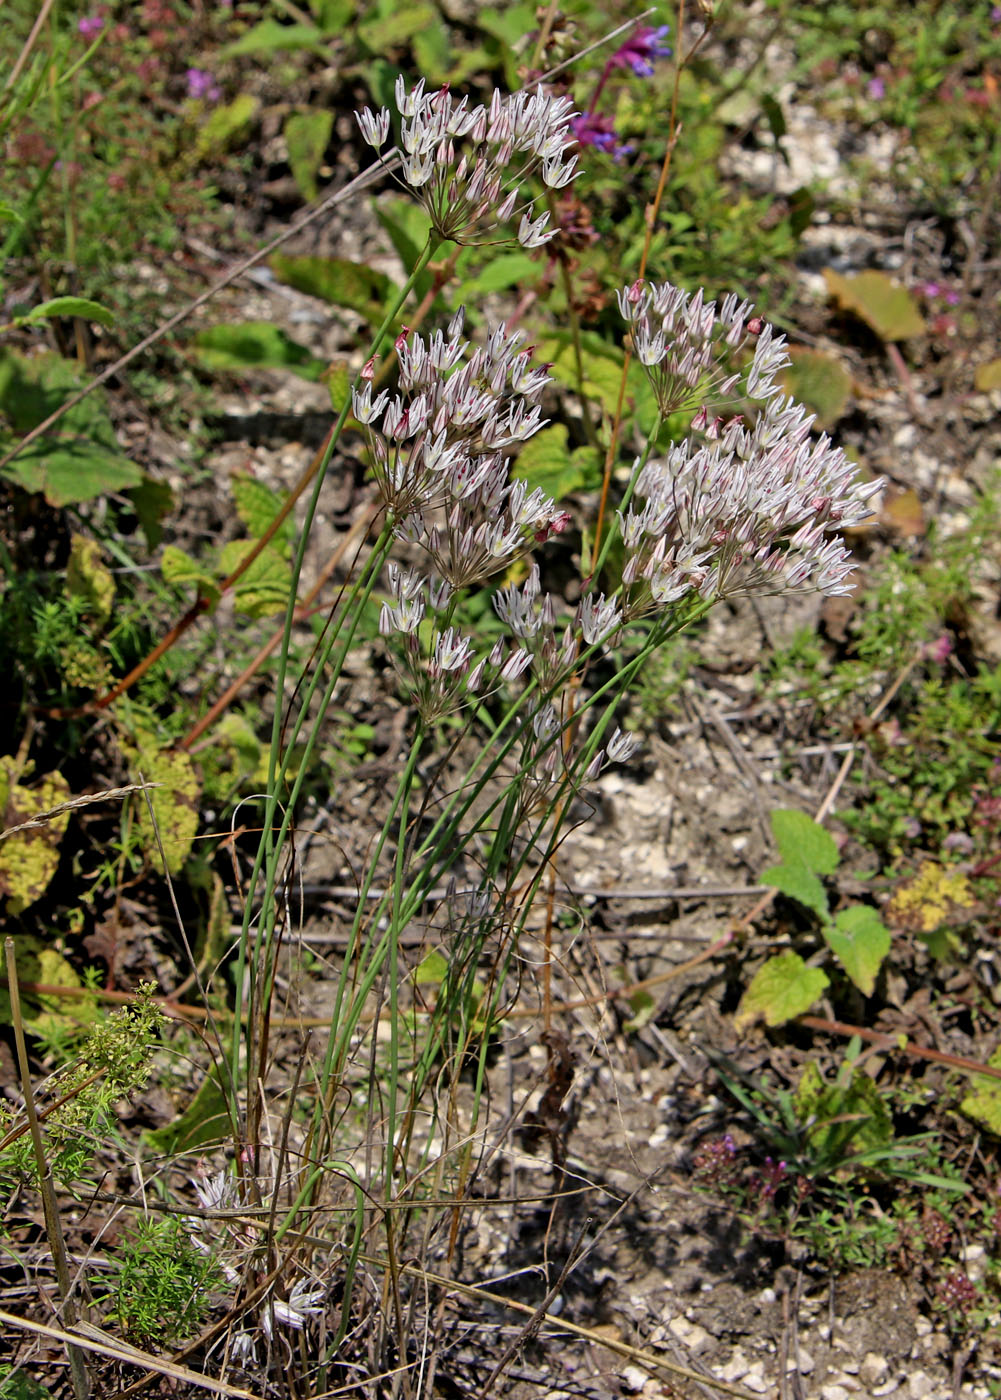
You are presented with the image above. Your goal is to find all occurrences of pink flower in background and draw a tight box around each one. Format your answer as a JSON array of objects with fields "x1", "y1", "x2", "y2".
[
  {"x1": 570, "y1": 111, "x2": 633, "y2": 161},
  {"x1": 186, "y1": 68, "x2": 220, "y2": 102},
  {"x1": 607, "y1": 24, "x2": 672, "y2": 77},
  {"x1": 77, "y1": 14, "x2": 104, "y2": 39},
  {"x1": 866, "y1": 75, "x2": 886, "y2": 99}
]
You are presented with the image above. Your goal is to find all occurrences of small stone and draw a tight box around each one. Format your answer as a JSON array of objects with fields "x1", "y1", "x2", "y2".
[
  {"x1": 742, "y1": 1366, "x2": 769, "y2": 1395},
  {"x1": 908, "y1": 1371, "x2": 934, "y2": 1399},
  {"x1": 873, "y1": 1383, "x2": 900, "y2": 1397},
  {"x1": 758, "y1": 1287, "x2": 776, "y2": 1304},
  {"x1": 788, "y1": 1348, "x2": 814, "y2": 1374},
  {"x1": 621, "y1": 1366, "x2": 647, "y2": 1393},
  {"x1": 821, "y1": 1386, "x2": 851, "y2": 1400},
  {"x1": 860, "y1": 1354, "x2": 889, "y2": 1386},
  {"x1": 914, "y1": 1316, "x2": 933, "y2": 1337},
  {"x1": 719, "y1": 1348, "x2": 750, "y2": 1383}
]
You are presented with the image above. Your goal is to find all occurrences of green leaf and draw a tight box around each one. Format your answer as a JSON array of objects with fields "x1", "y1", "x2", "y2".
[
  {"x1": 230, "y1": 474, "x2": 293, "y2": 544},
  {"x1": 0, "y1": 1367, "x2": 55, "y2": 1398},
  {"x1": 285, "y1": 108, "x2": 334, "y2": 202},
  {"x1": 358, "y1": 3, "x2": 437, "y2": 51},
  {"x1": 194, "y1": 93, "x2": 259, "y2": 161},
  {"x1": 735, "y1": 952, "x2": 828, "y2": 1029},
  {"x1": 308, "y1": 0, "x2": 356, "y2": 29},
  {"x1": 0, "y1": 935, "x2": 98, "y2": 1037},
  {"x1": 325, "y1": 362, "x2": 352, "y2": 414},
  {"x1": 221, "y1": 20, "x2": 327, "y2": 57},
  {"x1": 2, "y1": 438, "x2": 142, "y2": 507},
  {"x1": 513, "y1": 424, "x2": 599, "y2": 501},
  {"x1": 823, "y1": 269, "x2": 926, "y2": 342},
  {"x1": 795, "y1": 1061, "x2": 893, "y2": 1166},
  {"x1": 779, "y1": 347, "x2": 852, "y2": 430},
  {"x1": 219, "y1": 540, "x2": 291, "y2": 618},
  {"x1": 161, "y1": 545, "x2": 220, "y2": 604},
  {"x1": 770, "y1": 809, "x2": 839, "y2": 873},
  {"x1": 192, "y1": 321, "x2": 326, "y2": 380},
  {"x1": 959, "y1": 1046, "x2": 1001, "y2": 1137},
  {"x1": 623, "y1": 988, "x2": 656, "y2": 1033},
  {"x1": 373, "y1": 199, "x2": 435, "y2": 301},
  {"x1": 538, "y1": 331, "x2": 629, "y2": 418},
  {"x1": 128, "y1": 477, "x2": 174, "y2": 549},
  {"x1": 415, "y1": 950, "x2": 449, "y2": 985},
  {"x1": 824, "y1": 905, "x2": 890, "y2": 995},
  {"x1": 270, "y1": 253, "x2": 394, "y2": 319},
  {"x1": 974, "y1": 359, "x2": 1001, "y2": 392},
  {"x1": 15, "y1": 296, "x2": 115, "y2": 328},
  {"x1": 142, "y1": 1069, "x2": 232, "y2": 1155},
  {"x1": 452, "y1": 251, "x2": 539, "y2": 301},
  {"x1": 759, "y1": 861, "x2": 830, "y2": 922}
]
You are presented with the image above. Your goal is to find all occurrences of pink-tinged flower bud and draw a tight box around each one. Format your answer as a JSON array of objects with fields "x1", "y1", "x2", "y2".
[
  {"x1": 691, "y1": 405, "x2": 709, "y2": 432},
  {"x1": 361, "y1": 356, "x2": 376, "y2": 381},
  {"x1": 584, "y1": 751, "x2": 605, "y2": 782},
  {"x1": 395, "y1": 327, "x2": 411, "y2": 354},
  {"x1": 746, "y1": 316, "x2": 764, "y2": 336}
]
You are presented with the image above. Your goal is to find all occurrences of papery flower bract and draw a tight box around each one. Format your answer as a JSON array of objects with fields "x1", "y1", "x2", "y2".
[{"x1": 356, "y1": 79, "x2": 579, "y2": 247}]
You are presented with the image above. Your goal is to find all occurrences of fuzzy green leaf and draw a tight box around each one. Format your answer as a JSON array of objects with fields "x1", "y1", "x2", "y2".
[
  {"x1": 824, "y1": 905, "x2": 891, "y2": 995},
  {"x1": 221, "y1": 20, "x2": 327, "y2": 57},
  {"x1": 778, "y1": 347, "x2": 852, "y2": 430},
  {"x1": 161, "y1": 546, "x2": 220, "y2": 605},
  {"x1": 759, "y1": 862, "x2": 830, "y2": 922},
  {"x1": 219, "y1": 540, "x2": 291, "y2": 618},
  {"x1": 770, "y1": 809, "x2": 839, "y2": 873},
  {"x1": 513, "y1": 424, "x2": 600, "y2": 501},
  {"x1": 66, "y1": 535, "x2": 114, "y2": 625},
  {"x1": 735, "y1": 952, "x2": 828, "y2": 1030},
  {"x1": 194, "y1": 93, "x2": 259, "y2": 160},
  {"x1": 128, "y1": 477, "x2": 174, "y2": 550},
  {"x1": 230, "y1": 474, "x2": 293, "y2": 545}
]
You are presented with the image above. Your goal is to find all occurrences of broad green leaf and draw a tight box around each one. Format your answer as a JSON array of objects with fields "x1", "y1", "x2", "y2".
[
  {"x1": 0, "y1": 760, "x2": 71, "y2": 913},
  {"x1": 412, "y1": 13, "x2": 451, "y2": 84},
  {"x1": 143, "y1": 1069, "x2": 232, "y2": 1154},
  {"x1": 538, "y1": 331, "x2": 628, "y2": 418},
  {"x1": 66, "y1": 534, "x2": 114, "y2": 624},
  {"x1": 194, "y1": 93, "x2": 259, "y2": 161},
  {"x1": 192, "y1": 321, "x2": 326, "y2": 380},
  {"x1": 219, "y1": 540, "x2": 291, "y2": 618},
  {"x1": 161, "y1": 545, "x2": 219, "y2": 604},
  {"x1": 16, "y1": 296, "x2": 115, "y2": 328},
  {"x1": 308, "y1": 0, "x2": 356, "y2": 30},
  {"x1": 415, "y1": 950, "x2": 449, "y2": 985},
  {"x1": 759, "y1": 861, "x2": 830, "y2": 922},
  {"x1": 0, "y1": 1366, "x2": 55, "y2": 1398},
  {"x1": 285, "y1": 108, "x2": 334, "y2": 202},
  {"x1": 824, "y1": 904, "x2": 890, "y2": 995},
  {"x1": 624, "y1": 988, "x2": 656, "y2": 1033},
  {"x1": 795, "y1": 1062, "x2": 893, "y2": 1166},
  {"x1": 358, "y1": 3, "x2": 437, "y2": 51},
  {"x1": 824, "y1": 269, "x2": 925, "y2": 342},
  {"x1": 0, "y1": 347, "x2": 119, "y2": 444},
  {"x1": 452, "y1": 251, "x2": 539, "y2": 301},
  {"x1": 779, "y1": 347, "x2": 852, "y2": 430},
  {"x1": 959, "y1": 1047, "x2": 1001, "y2": 1137},
  {"x1": 269, "y1": 254, "x2": 393, "y2": 319},
  {"x1": 230, "y1": 473, "x2": 293, "y2": 544},
  {"x1": 770, "y1": 809, "x2": 838, "y2": 873},
  {"x1": 735, "y1": 952, "x2": 828, "y2": 1030},
  {"x1": 221, "y1": 20, "x2": 327, "y2": 57},
  {"x1": 128, "y1": 477, "x2": 174, "y2": 550},
  {"x1": 1, "y1": 438, "x2": 142, "y2": 507},
  {"x1": 513, "y1": 424, "x2": 599, "y2": 501}
]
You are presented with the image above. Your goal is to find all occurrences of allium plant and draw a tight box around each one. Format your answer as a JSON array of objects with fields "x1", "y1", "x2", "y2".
[{"x1": 185, "y1": 75, "x2": 880, "y2": 1386}]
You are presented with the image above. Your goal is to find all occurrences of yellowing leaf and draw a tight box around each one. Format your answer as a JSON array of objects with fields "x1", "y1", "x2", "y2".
[
  {"x1": 960, "y1": 1047, "x2": 1001, "y2": 1137},
  {"x1": 824, "y1": 905, "x2": 890, "y2": 996},
  {"x1": 824, "y1": 269, "x2": 925, "y2": 341},
  {"x1": 974, "y1": 359, "x2": 1001, "y2": 392},
  {"x1": 735, "y1": 952, "x2": 828, "y2": 1030},
  {"x1": 0, "y1": 760, "x2": 71, "y2": 911}
]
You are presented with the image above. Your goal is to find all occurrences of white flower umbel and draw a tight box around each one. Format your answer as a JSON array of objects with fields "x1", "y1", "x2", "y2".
[
  {"x1": 357, "y1": 78, "x2": 579, "y2": 246},
  {"x1": 617, "y1": 279, "x2": 789, "y2": 418},
  {"x1": 619, "y1": 393, "x2": 881, "y2": 609}
]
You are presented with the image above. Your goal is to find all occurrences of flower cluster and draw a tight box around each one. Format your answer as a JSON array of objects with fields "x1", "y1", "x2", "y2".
[
  {"x1": 616, "y1": 280, "x2": 881, "y2": 605},
  {"x1": 357, "y1": 77, "x2": 578, "y2": 247},
  {"x1": 618, "y1": 279, "x2": 789, "y2": 419},
  {"x1": 572, "y1": 25, "x2": 672, "y2": 162},
  {"x1": 355, "y1": 313, "x2": 569, "y2": 587}
]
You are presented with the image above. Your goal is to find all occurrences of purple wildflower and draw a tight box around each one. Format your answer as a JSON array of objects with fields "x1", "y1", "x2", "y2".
[
  {"x1": 608, "y1": 24, "x2": 673, "y2": 78},
  {"x1": 186, "y1": 68, "x2": 221, "y2": 102},
  {"x1": 866, "y1": 76, "x2": 886, "y2": 100},
  {"x1": 570, "y1": 112, "x2": 633, "y2": 161},
  {"x1": 77, "y1": 14, "x2": 104, "y2": 39},
  {"x1": 992, "y1": 4, "x2": 1001, "y2": 21}
]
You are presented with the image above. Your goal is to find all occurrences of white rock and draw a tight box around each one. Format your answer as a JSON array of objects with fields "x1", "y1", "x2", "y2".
[
  {"x1": 719, "y1": 1348, "x2": 750, "y2": 1382},
  {"x1": 860, "y1": 1353, "x2": 889, "y2": 1386},
  {"x1": 621, "y1": 1365, "x2": 648, "y2": 1393},
  {"x1": 873, "y1": 1383, "x2": 901, "y2": 1397},
  {"x1": 908, "y1": 1371, "x2": 934, "y2": 1399},
  {"x1": 742, "y1": 1366, "x2": 769, "y2": 1394},
  {"x1": 787, "y1": 1347, "x2": 814, "y2": 1374},
  {"x1": 914, "y1": 1316, "x2": 933, "y2": 1337},
  {"x1": 821, "y1": 1385, "x2": 851, "y2": 1400}
]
